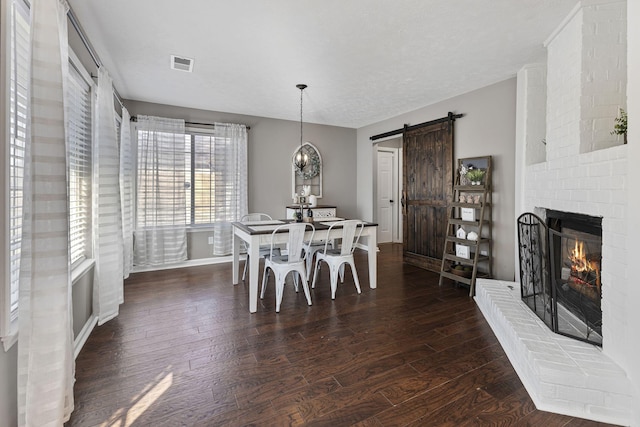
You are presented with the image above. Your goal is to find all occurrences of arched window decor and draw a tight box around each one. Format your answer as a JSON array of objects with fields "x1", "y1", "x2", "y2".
[{"x1": 291, "y1": 142, "x2": 322, "y2": 198}]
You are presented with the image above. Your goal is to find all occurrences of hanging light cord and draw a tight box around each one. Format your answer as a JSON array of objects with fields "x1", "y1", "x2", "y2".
[
  {"x1": 299, "y1": 86, "x2": 303, "y2": 149},
  {"x1": 295, "y1": 84, "x2": 308, "y2": 171}
]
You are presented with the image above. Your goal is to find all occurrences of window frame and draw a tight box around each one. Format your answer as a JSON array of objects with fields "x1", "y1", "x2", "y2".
[
  {"x1": 185, "y1": 127, "x2": 233, "y2": 227},
  {"x1": 1, "y1": 0, "x2": 30, "y2": 350},
  {"x1": 67, "y1": 48, "x2": 95, "y2": 268}
]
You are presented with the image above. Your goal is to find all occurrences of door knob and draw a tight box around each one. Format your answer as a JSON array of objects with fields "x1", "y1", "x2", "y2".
[{"x1": 389, "y1": 199, "x2": 394, "y2": 203}]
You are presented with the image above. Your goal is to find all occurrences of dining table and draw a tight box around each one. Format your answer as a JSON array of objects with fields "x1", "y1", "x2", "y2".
[{"x1": 232, "y1": 218, "x2": 378, "y2": 313}]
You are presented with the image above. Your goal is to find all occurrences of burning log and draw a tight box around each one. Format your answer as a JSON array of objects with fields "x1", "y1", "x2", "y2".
[{"x1": 565, "y1": 239, "x2": 601, "y2": 301}]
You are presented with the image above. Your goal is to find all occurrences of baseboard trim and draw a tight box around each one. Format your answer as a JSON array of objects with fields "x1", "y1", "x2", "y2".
[
  {"x1": 132, "y1": 255, "x2": 245, "y2": 273},
  {"x1": 74, "y1": 314, "x2": 98, "y2": 359}
]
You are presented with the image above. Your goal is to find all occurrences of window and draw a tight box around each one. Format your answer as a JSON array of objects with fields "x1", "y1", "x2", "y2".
[
  {"x1": 3, "y1": 0, "x2": 30, "y2": 341},
  {"x1": 67, "y1": 60, "x2": 93, "y2": 265},
  {"x1": 2, "y1": 0, "x2": 94, "y2": 345},
  {"x1": 135, "y1": 128, "x2": 246, "y2": 227},
  {"x1": 136, "y1": 130, "x2": 220, "y2": 226},
  {"x1": 189, "y1": 132, "x2": 224, "y2": 225},
  {"x1": 187, "y1": 131, "x2": 240, "y2": 225}
]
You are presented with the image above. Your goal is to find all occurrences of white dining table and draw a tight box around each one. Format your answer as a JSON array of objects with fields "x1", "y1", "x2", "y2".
[{"x1": 232, "y1": 219, "x2": 378, "y2": 313}]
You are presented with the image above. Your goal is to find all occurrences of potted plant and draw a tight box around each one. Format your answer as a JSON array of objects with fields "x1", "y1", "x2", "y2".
[
  {"x1": 611, "y1": 108, "x2": 627, "y2": 144},
  {"x1": 465, "y1": 168, "x2": 485, "y2": 185}
]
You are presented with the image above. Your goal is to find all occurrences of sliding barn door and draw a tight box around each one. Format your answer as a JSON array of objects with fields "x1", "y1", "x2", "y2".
[{"x1": 402, "y1": 121, "x2": 453, "y2": 272}]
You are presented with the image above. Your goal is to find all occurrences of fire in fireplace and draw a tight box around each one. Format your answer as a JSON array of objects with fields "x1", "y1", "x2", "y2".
[
  {"x1": 517, "y1": 210, "x2": 603, "y2": 346},
  {"x1": 567, "y1": 239, "x2": 601, "y2": 301}
]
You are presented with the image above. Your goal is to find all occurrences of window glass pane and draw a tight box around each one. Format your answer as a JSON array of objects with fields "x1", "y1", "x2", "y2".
[
  {"x1": 67, "y1": 64, "x2": 93, "y2": 265},
  {"x1": 8, "y1": 0, "x2": 30, "y2": 321},
  {"x1": 193, "y1": 134, "x2": 215, "y2": 224}
]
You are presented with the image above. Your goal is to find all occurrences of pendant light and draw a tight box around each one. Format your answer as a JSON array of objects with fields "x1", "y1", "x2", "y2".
[{"x1": 294, "y1": 84, "x2": 308, "y2": 172}]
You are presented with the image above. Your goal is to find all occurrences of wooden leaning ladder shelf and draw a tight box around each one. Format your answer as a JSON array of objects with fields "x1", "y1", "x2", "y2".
[{"x1": 439, "y1": 156, "x2": 493, "y2": 296}]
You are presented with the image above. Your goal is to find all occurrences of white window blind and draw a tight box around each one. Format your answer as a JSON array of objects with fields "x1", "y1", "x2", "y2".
[
  {"x1": 136, "y1": 129, "x2": 188, "y2": 227},
  {"x1": 7, "y1": 0, "x2": 30, "y2": 326},
  {"x1": 191, "y1": 133, "x2": 217, "y2": 224},
  {"x1": 67, "y1": 63, "x2": 93, "y2": 265},
  {"x1": 185, "y1": 130, "x2": 246, "y2": 225}
]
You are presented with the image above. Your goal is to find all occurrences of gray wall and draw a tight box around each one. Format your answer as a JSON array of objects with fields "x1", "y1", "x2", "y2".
[
  {"x1": 356, "y1": 79, "x2": 517, "y2": 281},
  {"x1": 0, "y1": 344, "x2": 17, "y2": 427}
]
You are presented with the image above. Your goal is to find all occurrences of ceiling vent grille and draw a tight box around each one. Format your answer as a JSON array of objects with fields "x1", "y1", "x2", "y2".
[{"x1": 170, "y1": 55, "x2": 194, "y2": 72}]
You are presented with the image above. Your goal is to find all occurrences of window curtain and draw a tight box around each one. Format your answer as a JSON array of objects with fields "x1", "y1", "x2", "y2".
[
  {"x1": 120, "y1": 107, "x2": 134, "y2": 278},
  {"x1": 134, "y1": 115, "x2": 187, "y2": 266},
  {"x1": 212, "y1": 123, "x2": 248, "y2": 255},
  {"x1": 93, "y1": 66, "x2": 124, "y2": 324},
  {"x1": 17, "y1": 0, "x2": 75, "y2": 424}
]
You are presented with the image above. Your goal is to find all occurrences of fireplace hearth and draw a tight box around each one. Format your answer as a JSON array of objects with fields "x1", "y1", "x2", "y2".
[{"x1": 517, "y1": 210, "x2": 603, "y2": 346}]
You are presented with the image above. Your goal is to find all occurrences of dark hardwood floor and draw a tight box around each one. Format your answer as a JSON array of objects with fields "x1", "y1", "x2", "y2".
[{"x1": 67, "y1": 244, "x2": 616, "y2": 426}]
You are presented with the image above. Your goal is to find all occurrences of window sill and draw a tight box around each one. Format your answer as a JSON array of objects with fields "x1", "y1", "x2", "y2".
[
  {"x1": 187, "y1": 225, "x2": 215, "y2": 233},
  {"x1": 71, "y1": 258, "x2": 95, "y2": 285},
  {"x1": 3, "y1": 259, "x2": 95, "y2": 352},
  {"x1": 2, "y1": 330, "x2": 18, "y2": 352}
]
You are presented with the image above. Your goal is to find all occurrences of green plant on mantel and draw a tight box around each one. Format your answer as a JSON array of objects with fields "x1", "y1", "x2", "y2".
[{"x1": 611, "y1": 108, "x2": 627, "y2": 144}]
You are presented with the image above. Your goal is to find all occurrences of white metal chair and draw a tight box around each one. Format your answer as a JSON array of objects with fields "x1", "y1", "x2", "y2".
[
  {"x1": 241, "y1": 213, "x2": 280, "y2": 281},
  {"x1": 311, "y1": 220, "x2": 364, "y2": 299},
  {"x1": 302, "y1": 239, "x2": 333, "y2": 283},
  {"x1": 261, "y1": 223, "x2": 315, "y2": 312}
]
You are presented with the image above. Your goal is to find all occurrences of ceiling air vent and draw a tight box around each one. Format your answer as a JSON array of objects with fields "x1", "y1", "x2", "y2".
[{"x1": 170, "y1": 55, "x2": 194, "y2": 72}]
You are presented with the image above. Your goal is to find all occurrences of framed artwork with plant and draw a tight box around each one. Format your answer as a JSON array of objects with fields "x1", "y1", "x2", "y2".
[{"x1": 458, "y1": 156, "x2": 490, "y2": 186}]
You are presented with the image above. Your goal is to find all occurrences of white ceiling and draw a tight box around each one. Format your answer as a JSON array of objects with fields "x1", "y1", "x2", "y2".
[{"x1": 67, "y1": 0, "x2": 579, "y2": 128}]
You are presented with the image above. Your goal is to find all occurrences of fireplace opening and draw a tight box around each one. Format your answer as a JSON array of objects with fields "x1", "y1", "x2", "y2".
[
  {"x1": 547, "y1": 210, "x2": 602, "y2": 346},
  {"x1": 517, "y1": 210, "x2": 603, "y2": 346}
]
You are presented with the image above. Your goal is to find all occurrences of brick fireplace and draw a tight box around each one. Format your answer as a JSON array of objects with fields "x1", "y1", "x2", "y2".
[{"x1": 476, "y1": 0, "x2": 632, "y2": 425}]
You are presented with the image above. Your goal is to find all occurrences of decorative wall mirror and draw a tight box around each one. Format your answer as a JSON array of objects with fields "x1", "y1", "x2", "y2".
[{"x1": 291, "y1": 142, "x2": 322, "y2": 198}]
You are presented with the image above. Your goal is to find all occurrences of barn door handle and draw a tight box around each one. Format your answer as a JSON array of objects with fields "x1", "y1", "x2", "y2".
[{"x1": 401, "y1": 191, "x2": 406, "y2": 215}]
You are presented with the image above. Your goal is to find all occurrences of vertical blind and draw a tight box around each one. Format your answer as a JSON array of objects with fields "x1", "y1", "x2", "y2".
[
  {"x1": 67, "y1": 62, "x2": 93, "y2": 265},
  {"x1": 8, "y1": 0, "x2": 30, "y2": 325}
]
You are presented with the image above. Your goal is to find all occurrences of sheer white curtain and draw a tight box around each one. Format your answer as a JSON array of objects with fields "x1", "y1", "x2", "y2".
[
  {"x1": 120, "y1": 108, "x2": 135, "y2": 278},
  {"x1": 212, "y1": 123, "x2": 248, "y2": 255},
  {"x1": 93, "y1": 66, "x2": 124, "y2": 324},
  {"x1": 134, "y1": 115, "x2": 188, "y2": 266},
  {"x1": 17, "y1": 0, "x2": 75, "y2": 425}
]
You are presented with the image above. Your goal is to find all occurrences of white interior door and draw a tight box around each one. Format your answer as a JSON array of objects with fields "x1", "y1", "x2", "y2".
[{"x1": 377, "y1": 150, "x2": 394, "y2": 243}]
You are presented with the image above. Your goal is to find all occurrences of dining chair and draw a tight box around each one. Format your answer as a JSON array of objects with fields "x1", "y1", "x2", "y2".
[
  {"x1": 261, "y1": 222, "x2": 314, "y2": 312},
  {"x1": 311, "y1": 219, "x2": 364, "y2": 299},
  {"x1": 302, "y1": 239, "x2": 333, "y2": 283},
  {"x1": 241, "y1": 213, "x2": 280, "y2": 281}
]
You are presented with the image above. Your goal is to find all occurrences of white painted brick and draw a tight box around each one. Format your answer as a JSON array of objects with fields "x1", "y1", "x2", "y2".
[
  {"x1": 556, "y1": 384, "x2": 605, "y2": 406},
  {"x1": 475, "y1": 279, "x2": 632, "y2": 425},
  {"x1": 604, "y1": 392, "x2": 634, "y2": 412},
  {"x1": 587, "y1": 405, "x2": 631, "y2": 426}
]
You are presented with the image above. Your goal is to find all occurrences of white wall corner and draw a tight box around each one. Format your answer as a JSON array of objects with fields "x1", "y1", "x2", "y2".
[
  {"x1": 625, "y1": 0, "x2": 640, "y2": 424},
  {"x1": 515, "y1": 63, "x2": 547, "y2": 279}
]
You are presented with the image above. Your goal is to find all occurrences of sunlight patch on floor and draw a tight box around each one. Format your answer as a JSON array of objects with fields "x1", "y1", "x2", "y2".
[{"x1": 103, "y1": 368, "x2": 174, "y2": 427}]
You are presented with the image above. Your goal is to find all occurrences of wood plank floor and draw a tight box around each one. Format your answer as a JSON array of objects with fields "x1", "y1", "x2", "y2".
[{"x1": 67, "y1": 244, "x2": 617, "y2": 426}]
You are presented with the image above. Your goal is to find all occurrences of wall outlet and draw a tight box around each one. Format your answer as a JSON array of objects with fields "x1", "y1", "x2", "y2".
[{"x1": 208, "y1": 236, "x2": 214, "y2": 245}]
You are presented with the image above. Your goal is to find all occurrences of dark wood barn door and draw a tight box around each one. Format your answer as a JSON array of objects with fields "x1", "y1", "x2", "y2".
[{"x1": 402, "y1": 121, "x2": 453, "y2": 272}]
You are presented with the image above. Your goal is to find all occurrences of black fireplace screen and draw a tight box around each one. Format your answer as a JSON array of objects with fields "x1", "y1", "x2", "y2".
[
  {"x1": 517, "y1": 211, "x2": 603, "y2": 346},
  {"x1": 518, "y1": 213, "x2": 554, "y2": 332}
]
